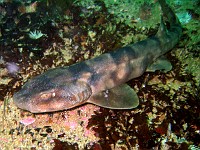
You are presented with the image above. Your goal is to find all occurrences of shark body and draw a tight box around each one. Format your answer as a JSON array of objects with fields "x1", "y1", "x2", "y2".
[{"x1": 13, "y1": 0, "x2": 182, "y2": 113}]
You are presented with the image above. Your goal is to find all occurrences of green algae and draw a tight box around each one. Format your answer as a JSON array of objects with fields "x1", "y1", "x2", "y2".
[
  {"x1": 175, "y1": 49, "x2": 200, "y2": 87},
  {"x1": 148, "y1": 74, "x2": 195, "y2": 102},
  {"x1": 121, "y1": 33, "x2": 147, "y2": 46},
  {"x1": 75, "y1": 0, "x2": 160, "y2": 29},
  {"x1": 169, "y1": 0, "x2": 200, "y2": 87},
  {"x1": 174, "y1": 18, "x2": 200, "y2": 87}
]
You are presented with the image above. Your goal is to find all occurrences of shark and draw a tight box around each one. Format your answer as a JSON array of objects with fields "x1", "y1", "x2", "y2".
[{"x1": 13, "y1": 0, "x2": 182, "y2": 113}]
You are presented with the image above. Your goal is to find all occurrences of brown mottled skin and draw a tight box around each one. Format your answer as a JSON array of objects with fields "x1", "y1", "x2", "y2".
[{"x1": 13, "y1": 0, "x2": 182, "y2": 113}]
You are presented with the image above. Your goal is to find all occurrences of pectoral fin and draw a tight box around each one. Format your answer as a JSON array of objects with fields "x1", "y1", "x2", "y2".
[
  {"x1": 147, "y1": 56, "x2": 172, "y2": 73},
  {"x1": 87, "y1": 84, "x2": 139, "y2": 109}
]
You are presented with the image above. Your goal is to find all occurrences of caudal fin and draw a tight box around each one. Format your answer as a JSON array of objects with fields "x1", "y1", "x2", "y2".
[
  {"x1": 158, "y1": 0, "x2": 182, "y2": 41},
  {"x1": 158, "y1": 0, "x2": 182, "y2": 32}
]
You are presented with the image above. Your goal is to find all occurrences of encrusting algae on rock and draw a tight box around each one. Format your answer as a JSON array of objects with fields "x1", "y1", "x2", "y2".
[{"x1": 0, "y1": 101, "x2": 100, "y2": 149}]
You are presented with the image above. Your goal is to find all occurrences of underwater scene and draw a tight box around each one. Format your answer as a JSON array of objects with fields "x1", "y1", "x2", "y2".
[{"x1": 0, "y1": 0, "x2": 199, "y2": 149}]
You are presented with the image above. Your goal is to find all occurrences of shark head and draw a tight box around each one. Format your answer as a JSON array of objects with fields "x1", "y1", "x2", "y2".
[{"x1": 13, "y1": 74, "x2": 92, "y2": 113}]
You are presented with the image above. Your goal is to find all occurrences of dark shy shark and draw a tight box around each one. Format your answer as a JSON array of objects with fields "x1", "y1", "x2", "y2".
[{"x1": 13, "y1": 0, "x2": 182, "y2": 113}]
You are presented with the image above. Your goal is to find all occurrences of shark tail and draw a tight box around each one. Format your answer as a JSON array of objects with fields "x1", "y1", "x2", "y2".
[{"x1": 158, "y1": 0, "x2": 182, "y2": 38}]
